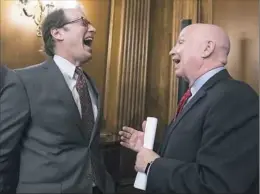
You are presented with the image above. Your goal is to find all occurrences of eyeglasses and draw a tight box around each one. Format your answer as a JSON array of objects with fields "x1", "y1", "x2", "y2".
[{"x1": 61, "y1": 17, "x2": 91, "y2": 29}]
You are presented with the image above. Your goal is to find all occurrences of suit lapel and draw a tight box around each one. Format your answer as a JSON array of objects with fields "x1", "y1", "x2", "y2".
[
  {"x1": 41, "y1": 59, "x2": 84, "y2": 136},
  {"x1": 160, "y1": 89, "x2": 206, "y2": 154},
  {"x1": 159, "y1": 69, "x2": 231, "y2": 155},
  {"x1": 84, "y1": 73, "x2": 101, "y2": 146},
  {"x1": 89, "y1": 94, "x2": 102, "y2": 145}
]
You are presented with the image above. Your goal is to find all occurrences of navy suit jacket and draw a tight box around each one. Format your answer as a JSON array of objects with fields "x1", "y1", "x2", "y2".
[{"x1": 147, "y1": 70, "x2": 259, "y2": 194}]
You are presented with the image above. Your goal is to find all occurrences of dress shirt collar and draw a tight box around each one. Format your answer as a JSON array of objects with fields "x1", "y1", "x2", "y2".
[
  {"x1": 190, "y1": 67, "x2": 225, "y2": 97},
  {"x1": 53, "y1": 55, "x2": 77, "y2": 79}
]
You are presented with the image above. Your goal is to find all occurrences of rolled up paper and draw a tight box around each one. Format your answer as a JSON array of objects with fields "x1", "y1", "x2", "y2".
[{"x1": 133, "y1": 117, "x2": 158, "y2": 190}]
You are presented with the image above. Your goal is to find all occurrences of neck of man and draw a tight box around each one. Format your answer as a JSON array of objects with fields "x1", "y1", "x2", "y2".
[
  {"x1": 188, "y1": 61, "x2": 224, "y2": 87},
  {"x1": 54, "y1": 50, "x2": 81, "y2": 67}
]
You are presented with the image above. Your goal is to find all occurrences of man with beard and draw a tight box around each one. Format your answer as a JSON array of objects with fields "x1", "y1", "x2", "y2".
[
  {"x1": 5, "y1": 4, "x2": 114, "y2": 194},
  {"x1": 119, "y1": 24, "x2": 259, "y2": 194}
]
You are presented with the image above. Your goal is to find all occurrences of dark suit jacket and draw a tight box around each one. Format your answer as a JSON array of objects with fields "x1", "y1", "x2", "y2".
[
  {"x1": 12, "y1": 59, "x2": 114, "y2": 193},
  {"x1": 147, "y1": 70, "x2": 259, "y2": 194},
  {"x1": 0, "y1": 65, "x2": 30, "y2": 193}
]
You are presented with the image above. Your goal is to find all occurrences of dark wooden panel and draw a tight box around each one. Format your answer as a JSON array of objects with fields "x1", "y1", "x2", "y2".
[{"x1": 101, "y1": 140, "x2": 160, "y2": 193}]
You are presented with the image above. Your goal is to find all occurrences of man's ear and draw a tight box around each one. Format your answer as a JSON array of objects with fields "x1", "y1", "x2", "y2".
[
  {"x1": 50, "y1": 28, "x2": 64, "y2": 41},
  {"x1": 201, "y1": 40, "x2": 215, "y2": 58}
]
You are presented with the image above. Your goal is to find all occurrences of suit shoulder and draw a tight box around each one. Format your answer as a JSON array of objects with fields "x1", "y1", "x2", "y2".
[
  {"x1": 210, "y1": 78, "x2": 259, "y2": 109},
  {"x1": 15, "y1": 62, "x2": 45, "y2": 73},
  {"x1": 1, "y1": 66, "x2": 22, "y2": 84},
  {"x1": 220, "y1": 78, "x2": 258, "y2": 98},
  {"x1": 14, "y1": 61, "x2": 48, "y2": 82},
  {"x1": 0, "y1": 66, "x2": 26, "y2": 95},
  {"x1": 206, "y1": 77, "x2": 259, "y2": 123}
]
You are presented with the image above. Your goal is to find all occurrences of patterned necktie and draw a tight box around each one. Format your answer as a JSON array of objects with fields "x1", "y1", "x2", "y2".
[
  {"x1": 75, "y1": 67, "x2": 94, "y2": 131},
  {"x1": 75, "y1": 67, "x2": 96, "y2": 184},
  {"x1": 175, "y1": 88, "x2": 192, "y2": 118}
]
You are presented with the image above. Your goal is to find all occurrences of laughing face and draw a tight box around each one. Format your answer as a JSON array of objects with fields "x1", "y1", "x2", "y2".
[
  {"x1": 52, "y1": 7, "x2": 96, "y2": 66},
  {"x1": 169, "y1": 26, "x2": 204, "y2": 84}
]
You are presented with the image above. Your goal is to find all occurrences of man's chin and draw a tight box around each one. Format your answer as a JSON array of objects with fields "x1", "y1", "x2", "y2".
[
  {"x1": 175, "y1": 70, "x2": 182, "y2": 78},
  {"x1": 78, "y1": 58, "x2": 91, "y2": 67},
  {"x1": 83, "y1": 54, "x2": 92, "y2": 63},
  {"x1": 175, "y1": 71, "x2": 188, "y2": 81}
]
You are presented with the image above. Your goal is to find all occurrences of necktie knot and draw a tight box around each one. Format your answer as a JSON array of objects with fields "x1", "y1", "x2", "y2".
[{"x1": 75, "y1": 66, "x2": 83, "y2": 78}]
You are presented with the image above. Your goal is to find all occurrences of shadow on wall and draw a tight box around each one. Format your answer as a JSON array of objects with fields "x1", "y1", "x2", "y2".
[
  {"x1": 238, "y1": 32, "x2": 259, "y2": 93},
  {"x1": 227, "y1": 32, "x2": 259, "y2": 94}
]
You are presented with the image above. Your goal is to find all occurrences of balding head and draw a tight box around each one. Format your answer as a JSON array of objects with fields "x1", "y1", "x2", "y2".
[
  {"x1": 189, "y1": 24, "x2": 230, "y2": 62},
  {"x1": 169, "y1": 23, "x2": 230, "y2": 86}
]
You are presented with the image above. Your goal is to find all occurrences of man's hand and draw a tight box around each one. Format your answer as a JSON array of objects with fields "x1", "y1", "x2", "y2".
[
  {"x1": 119, "y1": 120, "x2": 146, "y2": 152},
  {"x1": 135, "y1": 147, "x2": 160, "y2": 173}
]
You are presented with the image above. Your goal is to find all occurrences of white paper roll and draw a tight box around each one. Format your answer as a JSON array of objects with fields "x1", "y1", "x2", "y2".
[{"x1": 133, "y1": 117, "x2": 158, "y2": 190}]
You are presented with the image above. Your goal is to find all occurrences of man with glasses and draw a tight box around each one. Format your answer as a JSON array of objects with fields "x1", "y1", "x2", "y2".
[{"x1": 8, "y1": 4, "x2": 114, "y2": 194}]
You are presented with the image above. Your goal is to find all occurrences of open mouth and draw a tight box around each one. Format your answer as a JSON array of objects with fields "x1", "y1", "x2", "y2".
[
  {"x1": 172, "y1": 58, "x2": 181, "y2": 64},
  {"x1": 83, "y1": 37, "x2": 93, "y2": 47}
]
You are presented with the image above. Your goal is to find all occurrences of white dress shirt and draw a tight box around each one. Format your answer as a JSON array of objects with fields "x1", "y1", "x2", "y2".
[{"x1": 53, "y1": 55, "x2": 98, "y2": 120}]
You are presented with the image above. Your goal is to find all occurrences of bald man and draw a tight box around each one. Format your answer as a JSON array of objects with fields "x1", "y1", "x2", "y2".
[{"x1": 119, "y1": 24, "x2": 259, "y2": 193}]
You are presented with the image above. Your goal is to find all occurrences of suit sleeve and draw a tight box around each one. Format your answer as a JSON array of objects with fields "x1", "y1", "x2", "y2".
[
  {"x1": 0, "y1": 70, "x2": 30, "y2": 192},
  {"x1": 146, "y1": 86, "x2": 259, "y2": 193}
]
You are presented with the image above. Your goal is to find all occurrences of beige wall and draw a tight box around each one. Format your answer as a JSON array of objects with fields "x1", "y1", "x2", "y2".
[{"x1": 213, "y1": 0, "x2": 259, "y2": 93}]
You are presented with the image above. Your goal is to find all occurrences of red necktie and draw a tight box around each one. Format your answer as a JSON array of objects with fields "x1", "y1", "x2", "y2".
[{"x1": 175, "y1": 88, "x2": 192, "y2": 118}]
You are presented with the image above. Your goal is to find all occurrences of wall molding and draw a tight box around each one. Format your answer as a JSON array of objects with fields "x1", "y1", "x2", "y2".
[{"x1": 103, "y1": 0, "x2": 150, "y2": 135}]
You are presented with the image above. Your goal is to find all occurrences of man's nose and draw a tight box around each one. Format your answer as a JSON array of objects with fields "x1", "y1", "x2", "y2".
[
  {"x1": 88, "y1": 24, "x2": 96, "y2": 33},
  {"x1": 169, "y1": 46, "x2": 176, "y2": 56}
]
